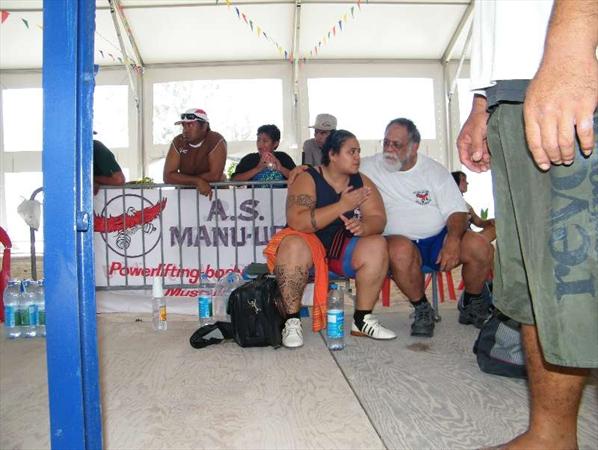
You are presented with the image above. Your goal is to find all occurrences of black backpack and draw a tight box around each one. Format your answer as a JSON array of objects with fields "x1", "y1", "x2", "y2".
[
  {"x1": 226, "y1": 274, "x2": 286, "y2": 348},
  {"x1": 473, "y1": 309, "x2": 528, "y2": 379}
]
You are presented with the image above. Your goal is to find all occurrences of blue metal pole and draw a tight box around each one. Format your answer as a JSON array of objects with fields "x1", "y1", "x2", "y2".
[{"x1": 43, "y1": 1, "x2": 102, "y2": 449}]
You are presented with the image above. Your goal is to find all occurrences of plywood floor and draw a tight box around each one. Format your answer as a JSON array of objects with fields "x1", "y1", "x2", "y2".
[{"x1": 1, "y1": 303, "x2": 597, "y2": 450}]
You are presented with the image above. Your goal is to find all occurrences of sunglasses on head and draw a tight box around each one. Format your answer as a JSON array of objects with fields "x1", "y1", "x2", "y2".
[{"x1": 180, "y1": 113, "x2": 205, "y2": 122}]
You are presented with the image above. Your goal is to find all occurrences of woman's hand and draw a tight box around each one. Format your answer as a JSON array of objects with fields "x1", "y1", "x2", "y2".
[
  {"x1": 339, "y1": 186, "x2": 371, "y2": 211},
  {"x1": 340, "y1": 214, "x2": 364, "y2": 236}
]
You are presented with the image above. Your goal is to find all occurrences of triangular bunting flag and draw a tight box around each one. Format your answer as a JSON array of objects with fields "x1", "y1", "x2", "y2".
[
  {"x1": 235, "y1": 7, "x2": 240, "y2": 18},
  {"x1": 99, "y1": 50, "x2": 105, "y2": 58},
  {"x1": 350, "y1": 7, "x2": 354, "y2": 18},
  {"x1": 241, "y1": 13, "x2": 247, "y2": 24},
  {"x1": 357, "y1": 0, "x2": 362, "y2": 10},
  {"x1": 257, "y1": 26, "x2": 261, "y2": 37},
  {"x1": 263, "y1": 31, "x2": 268, "y2": 39},
  {"x1": 21, "y1": 18, "x2": 29, "y2": 28},
  {"x1": 333, "y1": 25, "x2": 336, "y2": 36},
  {"x1": 117, "y1": 57, "x2": 123, "y2": 63},
  {"x1": 284, "y1": 50, "x2": 288, "y2": 60},
  {"x1": 339, "y1": 20, "x2": 343, "y2": 31},
  {"x1": 327, "y1": 31, "x2": 331, "y2": 39},
  {"x1": 1, "y1": 10, "x2": 10, "y2": 24},
  {"x1": 249, "y1": 20, "x2": 253, "y2": 31}
]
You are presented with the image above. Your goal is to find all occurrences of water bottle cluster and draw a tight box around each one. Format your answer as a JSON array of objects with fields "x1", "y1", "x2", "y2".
[{"x1": 3, "y1": 279, "x2": 46, "y2": 339}]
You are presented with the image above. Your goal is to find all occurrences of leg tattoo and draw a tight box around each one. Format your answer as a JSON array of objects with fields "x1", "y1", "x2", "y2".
[{"x1": 274, "y1": 264, "x2": 309, "y2": 314}]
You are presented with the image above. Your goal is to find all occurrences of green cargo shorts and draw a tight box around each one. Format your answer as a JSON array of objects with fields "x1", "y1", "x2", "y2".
[{"x1": 487, "y1": 103, "x2": 598, "y2": 368}]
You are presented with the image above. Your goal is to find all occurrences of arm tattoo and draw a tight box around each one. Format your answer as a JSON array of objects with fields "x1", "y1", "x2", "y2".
[{"x1": 287, "y1": 194, "x2": 318, "y2": 231}]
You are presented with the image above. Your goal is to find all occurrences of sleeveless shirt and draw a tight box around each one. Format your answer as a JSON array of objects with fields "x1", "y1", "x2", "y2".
[
  {"x1": 306, "y1": 166, "x2": 364, "y2": 249},
  {"x1": 171, "y1": 130, "x2": 225, "y2": 176}
]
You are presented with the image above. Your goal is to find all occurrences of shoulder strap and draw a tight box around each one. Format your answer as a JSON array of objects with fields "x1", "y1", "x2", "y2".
[{"x1": 189, "y1": 322, "x2": 234, "y2": 349}]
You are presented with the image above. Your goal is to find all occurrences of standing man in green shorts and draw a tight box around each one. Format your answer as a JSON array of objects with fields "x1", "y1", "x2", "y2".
[{"x1": 458, "y1": 0, "x2": 597, "y2": 448}]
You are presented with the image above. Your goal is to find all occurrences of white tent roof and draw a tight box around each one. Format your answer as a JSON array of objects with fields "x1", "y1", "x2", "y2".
[{"x1": 0, "y1": 0, "x2": 472, "y2": 69}]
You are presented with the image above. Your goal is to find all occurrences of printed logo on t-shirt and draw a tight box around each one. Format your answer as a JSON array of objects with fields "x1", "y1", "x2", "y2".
[{"x1": 413, "y1": 190, "x2": 431, "y2": 205}]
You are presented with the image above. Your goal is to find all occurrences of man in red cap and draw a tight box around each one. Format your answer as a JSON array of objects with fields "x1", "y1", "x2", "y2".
[{"x1": 163, "y1": 108, "x2": 227, "y2": 197}]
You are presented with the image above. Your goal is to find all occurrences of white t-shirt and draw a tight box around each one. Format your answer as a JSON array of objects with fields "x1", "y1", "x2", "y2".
[
  {"x1": 470, "y1": 0, "x2": 553, "y2": 91},
  {"x1": 360, "y1": 153, "x2": 468, "y2": 240}
]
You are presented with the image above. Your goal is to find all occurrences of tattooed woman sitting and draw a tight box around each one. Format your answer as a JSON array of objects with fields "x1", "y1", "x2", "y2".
[{"x1": 264, "y1": 130, "x2": 397, "y2": 348}]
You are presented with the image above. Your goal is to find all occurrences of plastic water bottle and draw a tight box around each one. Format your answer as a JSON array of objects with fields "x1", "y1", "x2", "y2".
[
  {"x1": 34, "y1": 280, "x2": 46, "y2": 337},
  {"x1": 152, "y1": 277, "x2": 167, "y2": 331},
  {"x1": 327, "y1": 283, "x2": 345, "y2": 350},
  {"x1": 213, "y1": 272, "x2": 243, "y2": 322},
  {"x1": 3, "y1": 280, "x2": 22, "y2": 339},
  {"x1": 20, "y1": 280, "x2": 38, "y2": 338},
  {"x1": 198, "y1": 273, "x2": 214, "y2": 326}
]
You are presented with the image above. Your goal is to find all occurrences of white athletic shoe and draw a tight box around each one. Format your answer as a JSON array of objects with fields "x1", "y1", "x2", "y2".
[
  {"x1": 351, "y1": 314, "x2": 397, "y2": 340},
  {"x1": 282, "y1": 318, "x2": 304, "y2": 348}
]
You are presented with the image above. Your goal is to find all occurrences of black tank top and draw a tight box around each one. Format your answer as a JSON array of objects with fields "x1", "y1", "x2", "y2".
[{"x1": 306, "y1": 166, "x2": 364, "y2": 250}]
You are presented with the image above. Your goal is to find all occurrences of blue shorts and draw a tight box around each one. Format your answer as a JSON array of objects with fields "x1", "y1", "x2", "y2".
[
  {"x1": 412, "y1": 227, "x2": 448, "y2": 271},
  {"x1": 328, "y1": 236, "x2": 359, "y2": 278}
]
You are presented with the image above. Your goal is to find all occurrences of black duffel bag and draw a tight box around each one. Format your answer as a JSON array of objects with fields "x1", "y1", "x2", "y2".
[{"x1": 227, "y1": 274, "x2": 286, "y2": 348}]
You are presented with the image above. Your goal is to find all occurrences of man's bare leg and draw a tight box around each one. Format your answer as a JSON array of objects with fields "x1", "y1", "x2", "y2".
[
  {"x1": 387, "y1": 235, "x2": 424, "y2": 301},
  {"x1": 504, "y1": 324, "x2": 589, "y2": 450}
]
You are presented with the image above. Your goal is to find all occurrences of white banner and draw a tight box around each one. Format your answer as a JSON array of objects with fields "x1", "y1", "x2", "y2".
[{"x1": 93, "y1": 187, "x2": 287, "y2": 295}]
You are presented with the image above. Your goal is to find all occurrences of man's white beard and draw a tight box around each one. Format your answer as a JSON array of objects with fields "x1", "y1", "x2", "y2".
[
  {"x1": 383, "y1": 148, "x2": 413, "y2": 172},
  {"x1": 383, "y1": 153, "x2": 404, "y2": 172}
]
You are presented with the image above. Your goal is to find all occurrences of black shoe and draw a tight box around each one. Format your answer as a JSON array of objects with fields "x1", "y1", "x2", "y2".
[
  {"x1": 411, "y1": 301, "x2": 435, "y2": 337},
  {"x1": 458, "y1": 290, "x2": 492, "y2": 329}
]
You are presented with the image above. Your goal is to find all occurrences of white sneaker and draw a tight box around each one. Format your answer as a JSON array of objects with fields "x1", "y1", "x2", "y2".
[
  {"x1": 351, "y1": 314, "x2": 397, "y2": 340},
  {"x1": 282, "y1": 318, "x2": 304, "y2": 348}
]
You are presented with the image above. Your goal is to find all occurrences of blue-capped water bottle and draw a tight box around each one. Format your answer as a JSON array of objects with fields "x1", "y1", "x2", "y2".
[
  {"x1": 198, "y1": 273, "x2": 214, "y2": 326},
  {"x1": 4, "y1": 280, "x2": 22, "y2": 339},
  {"x1": 34, "y1": 279, "x2": 46, "y2": 337},
  {"x1": 20, "y1": 280, "x2": 38, "y2": 338},
  {"x1": 327, "y1": 283, "x2": 345, "y2": 350}
]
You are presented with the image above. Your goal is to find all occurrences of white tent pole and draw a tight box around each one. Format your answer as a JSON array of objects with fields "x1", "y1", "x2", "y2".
[
  {"x1": 111, "y1": 0, "x2": 145, "y2": 67},
  {"x1": 292, "y1": 1, "x2": 302, "y2": 159},
  {"x1": 108, "y1": 0, "x2": 145, "y2": 178}
]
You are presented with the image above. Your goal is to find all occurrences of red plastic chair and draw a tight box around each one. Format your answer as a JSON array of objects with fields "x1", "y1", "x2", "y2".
[{"x1": 0, "y1": 226, "x2": 12, "y2": 323}]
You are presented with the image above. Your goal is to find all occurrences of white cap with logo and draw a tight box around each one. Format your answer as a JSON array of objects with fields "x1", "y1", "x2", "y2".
[
  {"x1": 309, "y1": 113, "x2": 337, "y2": 131},
  {"x1": 175, "y1": 108, "x2": 210, "y2": 125}
]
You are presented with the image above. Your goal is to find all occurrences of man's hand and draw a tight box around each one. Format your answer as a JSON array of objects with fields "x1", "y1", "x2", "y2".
[
  {"x1": 436, "y1": 236, "x2": 461, "y2": 272},
  {"x1": 524, "y1": 59, "x2": 597, "y2": 170},
  {"x1": 340, "y1": 214, "x2": 363, "y2": 236},
  {"x1": 195, "y1": 178, "x2": 213, "y2": 199},
  {"x1": 524, "y1": 0, "x2": 598, "y2": 171},
  {"x1": 287, "y1": 165, "x2": 309, "y2": 185},
  {"x1": 457, "y1": 94, "x2": 491, "y2": 173},
  {"x1": 339, "y1": 186, "x2": 371, "y2": 212}
]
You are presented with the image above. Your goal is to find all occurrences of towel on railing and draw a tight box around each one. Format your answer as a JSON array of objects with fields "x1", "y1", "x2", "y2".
[{"x1": 264, "y1": 228, "x2": 328, "y2": 332}]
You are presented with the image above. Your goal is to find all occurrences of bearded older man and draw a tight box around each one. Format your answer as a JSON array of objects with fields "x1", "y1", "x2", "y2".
[{"x1": 359, "y1": 118, "x2": 494, "y2": 337}]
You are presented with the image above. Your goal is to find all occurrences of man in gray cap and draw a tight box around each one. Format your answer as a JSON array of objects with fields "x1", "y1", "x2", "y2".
[{"x1": 302, "y1": 113, "x2": 337, "y2": 166}]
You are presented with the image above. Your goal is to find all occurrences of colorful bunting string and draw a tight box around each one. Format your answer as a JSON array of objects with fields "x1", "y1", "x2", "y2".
[
  {"x1": 306, "y1": 1, "x2": 365, "y2": 59},
  {"x1": 0, "y1": 8, "x2": 142, "y2": 73},
  {"x1": 227, "y1": 3, "x2": 292, "y2": 62}
]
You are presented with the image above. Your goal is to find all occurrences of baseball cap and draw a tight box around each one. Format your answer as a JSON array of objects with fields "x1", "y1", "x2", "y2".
[
  {"x1": 309, "y1": 113, "x2": 337, "y2": 131},
  {"x1": 175, "y1": 108, "x2": 209, "y2": 125}
]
